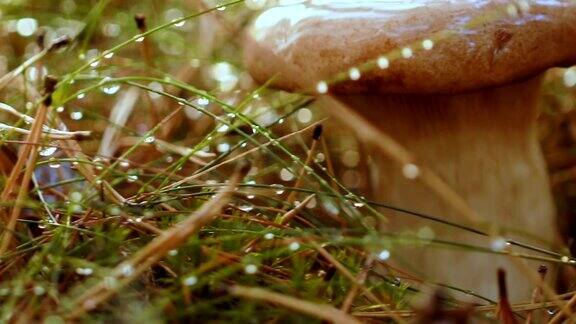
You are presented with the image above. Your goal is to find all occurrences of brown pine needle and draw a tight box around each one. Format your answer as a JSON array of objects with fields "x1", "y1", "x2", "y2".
[{"x1": 229, "y1": 285, "x2": 362, "y2": 324}]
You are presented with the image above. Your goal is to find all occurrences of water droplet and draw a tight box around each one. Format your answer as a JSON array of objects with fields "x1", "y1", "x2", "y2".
[
  {"x1": 246, "y1": 194, "x2": 255, "y2": 200},
  {"x1": 264, "y1": 233, "x2": 274, "y2": 240},
  {"x1": 89, "y1": 60, "x2": 100, "y2": 68},
  {"x1": 101, "y1": 83, "x2": 120, "y2": 95},
  {"x1": 76, "y1": 93, "x2": 85, "y2": 100},
  {"x1": 353, "y1": 202, "x2": 364, "y2": 208},
  {"x1": 48, "y1": 158, "x2": 61, "y2": 169},
  {"x1": 75, "y1": 267, "x2": 93, "y2": 276},
  {"x1": 135, "y1": 35, "x2": 145, "y2": 42},
  {"x1": 422, "y1": 39, "x2": 434, "y2": 50},
  {"x1": 144, "y1": 136, "x2": 155, "y2": 144},
  {"x1": 173, "y1": 19, "x2": 185, "y2": 27},
  {"x1": 217, "y1": 124, "x2": 229, "y2": 133},
  {"x1": 56, "y1": 106, "x2": 65, "y2": 113},
  {"x1": 239, "y1": 204, "x2": 254, "y2": 212},
  {"x1": 217, "y1": 143, "x2": 230, "y2": 152},
  {"x1": 376, "y1": 56, "x2": 390, "y2": 69},
  {"x1": 127, "y1": 174, "x2": 138, "y2": 183},
  {"x1": 401, "y1": 47, "x2": 413, "y2": 59},
  {"x1": 244, "y1": 264, "x2": 258, "y2": 274},
  {"x1": 348, "y1": 67, "x2": 361, "y2": 81},
  {"x1": 564, "y1": 67, "x2": 576, "y2": 88},
  {"x1": 39, "y1": 146, "x2": 58, "y2": 157},
  {"x1": 289, "y1": 242, "x2": 300, "y2": 251},
  {"x1": 70, "y1": 111, "x2": 83, "y2": 120},
  {"x1": 271, "y1": 184, "x2": 285, "y2": 195},
  {"x1": 183, "y1": 275, "x2": 198, "y2": 286},
  {"x1": 33, "y1": 286, "x2": 45, "y2": 296},
  {"x1": 104, "y1": 51, "x2": 114, "y2": 59},
  {"x1": 402, "y1": 163, "x2": 420, "y2": 179},
  {"x1": 168, "y1": 249, "x2": 178, "y2": 256},
  {"x1": 297, "y1": 108, "x2": 313, "y2": 124},
  {"x1": 378, "y1": 249, "x2": 391, "y2": 261},
  {"x1": 119, "y1": 160, "x2": 130, "y2": 168},
  {"x1": 280, "y1": 168, "x2": 294, "y2": 181},
  {"x1": 70, "y1": 191, "x2": 83, "y2": 203},
  {"x1": 16, "y1": 18, "x2": 38, "y2": 37},
  {"x1": 148, "y1": 82, "x2": 163, "y2": 100},
  {"x1": 561, "y1": 256, "x2": 570, "y2": 263},
  {"x1": 491, "y1": 237, "x2": 508, "y2": 251},
  {"x1": 316, "y1": 81, "x2": 328, "y2": 94},
  {"x1": 120, "y1": 264, "x2": 134, "y2": 277}
]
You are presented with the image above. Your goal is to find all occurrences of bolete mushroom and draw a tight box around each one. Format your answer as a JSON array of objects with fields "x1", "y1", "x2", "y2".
[{"x1": 244, "y1": 1, "x2": 576, "y2": 301}]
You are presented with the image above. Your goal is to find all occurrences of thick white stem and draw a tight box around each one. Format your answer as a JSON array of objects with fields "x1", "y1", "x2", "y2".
[{"x1": 338, "y1": 76, "x2": 557, "y2": 301}]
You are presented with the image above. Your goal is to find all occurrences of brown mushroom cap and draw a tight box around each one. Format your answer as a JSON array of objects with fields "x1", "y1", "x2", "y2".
[{"x1": 244, "y1": 1, "x2": 576, "y2": 94}]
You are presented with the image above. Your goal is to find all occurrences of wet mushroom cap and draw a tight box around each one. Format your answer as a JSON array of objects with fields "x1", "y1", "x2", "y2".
[{"x1": 244, "y1": 0, "x2": 576, "y2": 94}]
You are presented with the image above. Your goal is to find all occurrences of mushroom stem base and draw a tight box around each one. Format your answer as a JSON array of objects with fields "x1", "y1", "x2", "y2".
[{"x1": 338, "y1": 76, "x2": 557, "y2": 302}]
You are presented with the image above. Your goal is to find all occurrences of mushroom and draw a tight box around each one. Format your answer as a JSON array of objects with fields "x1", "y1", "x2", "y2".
[{"x1": 244, "y1": 1, "x2": 576, "y2": 301}]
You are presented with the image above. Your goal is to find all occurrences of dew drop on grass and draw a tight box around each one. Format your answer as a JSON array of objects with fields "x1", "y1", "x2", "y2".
[
  {"x1": 377, "y1": 56, "x2": 390, "y2": 69},
  {"x1": 76, "y1": 267, "x2": 93, "y2": 276},
  {"x1": 271, "y1": 184, "x2": 285, "y2": 195},
  {"x1": 70, "y1": 191, "x2": 83, "y2": 203},
  {"x1": 168, "y1": 249, "x2": 178, "y2": 256},
  {"x1": 402, "y1": 163, "x2": 420, "y2": 179},
  {"x1": 39, "y1": 146, "x2": 58, "y2": 157},
  {"x1": 56, "y1": 106, "x2": 65, "y2": 113},
  {"x1": 135, "y1": 35, "x2": 145, "y2": 42},
  {"x1": 561, "y1": 256, "x2": 570, "y2": 263},
  {"x1": 491, "y1": 237, "x2": 508, "y2": 251},
  {"x1": 422, "y1": 39, "x2": 434, "y2": 50},
  {"x1": 103, "y1": 51, "x2": 114, "y2": 59},
  {"x1": 280, "y1": 168, "x2": 294, "y2": 181},
  {"x1": 119, "y1": 160, "x2": 130, "y2": 168},
  {"x1": 264, "y1": 233, "x2": 274, "y2": 240},
  {"x1": 244, "y1": 264, "x2": 258, "y2": 274},
  {"x1": 401, "y1": 47, "x2": 413, "y2": 59},
  {"x1": 127, "y1": 174, "x2": 139, "y2": 183},
  {"x1": 246, "y1": 194, "x2": 255, "y2": 200},
  {"x1": 217, "y1": 143, "x2": 230, "y2": 152},
  {"x1": 101, "y1": 83, "x2": 120, "y2": 95},
  {"x1": 564, "y1": 67, "x2": 576, "y2": 88},
  {"x1": 76, "y1": 93, "x2": 85, "y2": 100},
  {"x1": 144, "y1": 136, "x2": 155, "y2": 144},
  {"x1": 377, "y1": 249, "x2": 391, "y2": 261},
  {"x1": 120, "y1": 264, "x2": 134, "y2": 277},
  {"x1": 217, "y1": 124, "x2": 229, "y2": 133},
  {"x1": 349, "y1": 67, "x2": 361, "y2": 81},
  {"x1": 316, "y1": 81, "x2": 328, "y2": 94},
  {"x1": 33, "y1": 286, "x2": 45, "y2": 296},
  {"x1": 48, "y1": 158, "x2": 60, "y2": 169},
  {"x1": 70, "y1": 111, "x2": 83, "y2": 120},
  {"x1": 183, "y1": 276, "x2": 198, "y2": 286},
  {"x1": 239, "y1": 204, "x2": 254, "y2": 212},
  {"x1": 289, "y1": 242, "x2": 300, "y2": 251}
]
